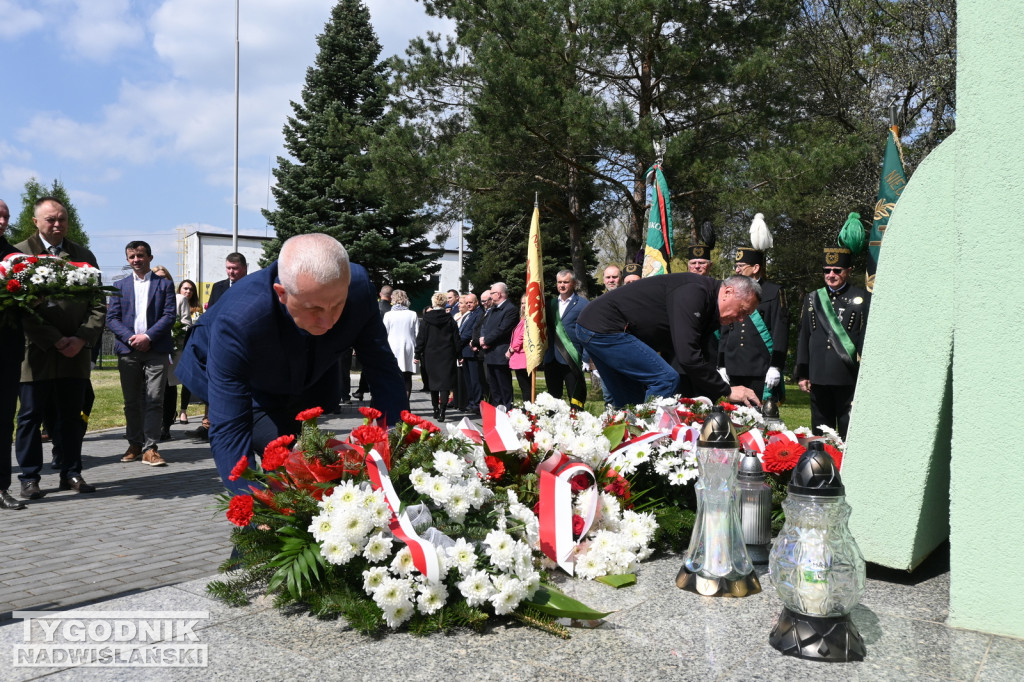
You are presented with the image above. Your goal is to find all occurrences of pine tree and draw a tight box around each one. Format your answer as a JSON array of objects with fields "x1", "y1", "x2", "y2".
[
  {"x1": 9, "y1": 178, "x2": 89, "y2": 248},
  {"x1": 261, "y1": 0, "x2": 437, "y2": 291}
]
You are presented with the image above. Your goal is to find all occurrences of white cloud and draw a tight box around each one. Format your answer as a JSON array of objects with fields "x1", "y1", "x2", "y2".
[
  {"x1": 63, "y1": 0, "x2": 146, "y2": 62},
  {"x1": 66, "y1": 188, "x2": 107, "y2": 207},
  {"x1": 0, "y1": 163, "x2": 40, "y2": 196},
  {"x1": 0, "y1": 0, "x2": 45, "y2": 39}
]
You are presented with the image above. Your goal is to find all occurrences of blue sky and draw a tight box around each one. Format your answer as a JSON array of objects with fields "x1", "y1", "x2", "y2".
[{"x1": 0, "y1": 0, "x2": 451, "y2": 280}]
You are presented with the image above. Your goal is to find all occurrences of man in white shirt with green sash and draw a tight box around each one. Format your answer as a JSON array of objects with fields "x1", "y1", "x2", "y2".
[{"x1": 795, "y1": 246, "x2": 871, "y2": 439}]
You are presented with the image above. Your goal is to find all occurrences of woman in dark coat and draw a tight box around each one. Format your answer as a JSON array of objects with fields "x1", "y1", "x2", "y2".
[{"x1": 415, "y1": 292, "x2": 461, "y2": 422}]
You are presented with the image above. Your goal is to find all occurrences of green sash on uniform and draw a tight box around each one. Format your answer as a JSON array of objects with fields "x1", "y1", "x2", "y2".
[
  {"x1": 549, "y1": 299, "x2": 586, "y2": 409},
  {"x1": 813, "y1": 288, "x2": 859, "y2": 372},
  {"x1": 748, "y1": 310, "x2": 778, "y2": 402}
]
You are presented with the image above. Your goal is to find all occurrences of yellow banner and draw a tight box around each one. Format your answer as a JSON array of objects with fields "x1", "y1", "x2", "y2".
[{"x1": 524, "y1": 206, "x2": 548, "y2": 375}]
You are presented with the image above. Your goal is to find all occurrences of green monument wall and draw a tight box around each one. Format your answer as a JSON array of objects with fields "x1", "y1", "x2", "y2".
[{"x1": 842, "y1": 1, "x2": 1024, "y2": 639}]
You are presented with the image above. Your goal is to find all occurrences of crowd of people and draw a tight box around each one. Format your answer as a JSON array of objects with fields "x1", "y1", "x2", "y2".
[{"x1": 1, "y1": 200, "x2": 870, "y2": 507}]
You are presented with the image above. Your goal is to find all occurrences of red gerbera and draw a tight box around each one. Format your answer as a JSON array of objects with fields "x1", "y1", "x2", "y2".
[
  {"x1": 360, "y1": 406, "x2": 383, "y2": 421},
  {"x1": 824, "y1": 444, "x2": 844, "y2": 470},
  {"x1": 228, "y1": 454, "x2": 249, "y2": 481},
  {"x1": 484, "y1": 455, "x2": 505, "y2": 480},
  {"x1": 762, "y1": 441, "x2": 807, "y2": 473},
  {"x1": 6, "y1": 280, "x2": 20, "y2": 292},
  {"x1": 226, "y1": 494, "x2": 254, "y2": 527},
  {"x1": 295, "y1": 406, "x2": 324, "y2": 422}
]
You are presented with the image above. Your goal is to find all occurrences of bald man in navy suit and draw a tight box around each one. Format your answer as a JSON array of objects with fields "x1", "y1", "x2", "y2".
[{"x1": 177, "y1": 234, "x2": 408, "y2": 496}]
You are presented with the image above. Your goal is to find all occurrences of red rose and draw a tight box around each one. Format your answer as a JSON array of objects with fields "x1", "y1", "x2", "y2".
[
  {"x1": 572, "y1": 514, "x2": 586, "y2": 537},
  {"x1": 6, "y1": 280, "x2": 20, "y2": 292},
  {"x1": 228, "y1": 454, "x2": 249, "y2": 481},
  {"x1": 226, "y1": 494, "x2": 254, "y2": 527},
  {"x1": 295, "y1": 406, "x2": 324, "y2": 422},
  {"x1": 824, "y1": 444, "x2": 844, "y2": 470},
  {"x1": 569, "y1": 473, "x2": 591, "y2": 493},
  {"x1": 603, "y1": 472, "x2": 630, "y2": 499},
  {"x1": 762, "y1": 441, "x2": 807, "y2": 473},
  {"x1": 485, "y1": 455, "x2": 505, "y2": 480},
  {"x1": 400, "y1": 410, "x2": 421, "y2": 426},
  {"x1": 360, "y1": 406, "x2": 383, "y2": 421}
]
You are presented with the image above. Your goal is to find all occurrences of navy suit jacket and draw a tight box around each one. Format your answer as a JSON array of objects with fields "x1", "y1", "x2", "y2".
[
  {"x1": 176, "y1": 261, "x2": 408, "y2": 487},
  {"x1": 107, "y1": 274, "x2": 177, "y2": 355},
  {"x1": 543, "y1": 292, "x2": 589, "y2": 365},
  {"x1": 207, "y1": 278, "x2": 230, "y2": 308},
  {"x1": 480, "y1": 299, "x2": 519, "y2": 365},
  {"x1": 458, "y1": 306, "x2": 483, "y2": 359}
]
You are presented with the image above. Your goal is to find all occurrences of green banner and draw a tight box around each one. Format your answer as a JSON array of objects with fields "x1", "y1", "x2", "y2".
[{"x1": 867, "y1": 126, "x2": 907, "y2": 292}]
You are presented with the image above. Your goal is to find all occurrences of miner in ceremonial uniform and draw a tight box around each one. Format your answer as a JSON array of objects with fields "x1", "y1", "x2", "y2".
[
  {"x1": 795, "y1": 246, "x2": 870, "y2": 439},
  {"x1": 686, "y1": 244, "x2": 713, "y2": 277},
  {"x1": 719, "y1": 214, "x2": 788, "y2": 403}
]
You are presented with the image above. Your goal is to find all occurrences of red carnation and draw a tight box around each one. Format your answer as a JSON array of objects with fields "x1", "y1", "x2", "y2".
[
  {"x1": 570, "y1": 473, "x2": 591, "y2": 493},
  {"x1": 824, "y1": 444, "x2": 844, "y2": 470},
  {"x1": 229, "y1": 455, "x2": 249, "y2": 481},
  {"x1": 485, "y1": 455, "x2": 505, "y2": 480},
  {"x1": 762, "y1": 441, "x2": 807, "y2": 473},
  {"x1": 400, "y1": 410, "x2": 421, "y2": 426},
  {"x1": 360, "y1": 406, "x2": 383, "y2": 421},
  {"x1": 6, "y1": 280, "x2": 20, "y2": 292},
  {"x1": 423, "y1": 422, "x2": 441, "y2": 434},
  {"x1": 12, "y1": 262, "x2": 27, "y2": 273},
  {"x1": 295, "y1": 406, "x2": 324, "y2": 422},
  {"x1": 261, "y1": 434, "x2": 296, "y2": 471},
  {"x1": 226, "y1": 494, "x2": 254, "y2": 527},
  {"x1": 572, "y1": 514, "x2": 586, "y2": 538},
  {"x1": 351, "y1": 424, "x2": 388, "y2": 446},
  {"x1": 718, "y1": 402, "x2": 738, "y2": 412}
]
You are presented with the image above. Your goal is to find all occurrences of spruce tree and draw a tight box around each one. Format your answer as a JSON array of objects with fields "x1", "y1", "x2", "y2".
[
  {"x1": 261, "y1": 0, "x2": 436, "y2": 291},
  {"x1": 9, "y1": 178, "x2": 89, "y2": 248}
]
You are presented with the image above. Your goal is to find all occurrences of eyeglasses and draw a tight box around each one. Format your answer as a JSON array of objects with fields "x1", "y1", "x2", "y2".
[{"x1": 823, "y1": 267, "x2": 845, "y2": 274}]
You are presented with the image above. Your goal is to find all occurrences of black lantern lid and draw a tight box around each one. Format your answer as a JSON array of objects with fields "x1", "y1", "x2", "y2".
[
  {"x1": 697, "y1": 406, "x2": 738, "y2": 448},
  {"x1": 788, "y1": 441, "x2": 844, "y2": 496}
]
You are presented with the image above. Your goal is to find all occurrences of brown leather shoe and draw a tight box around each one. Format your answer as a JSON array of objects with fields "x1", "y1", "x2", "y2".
[
  {"x1": 121, "y1": 443, "x2": 143, "y2": 462},
  {"x1": 142, "y1": 449, "x2": 167, "y2": 467}
]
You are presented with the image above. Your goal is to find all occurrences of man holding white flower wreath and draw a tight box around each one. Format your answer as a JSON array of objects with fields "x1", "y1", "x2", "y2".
[{"x1": 14, "y1": 197, "x2": 105, "y2": 498}]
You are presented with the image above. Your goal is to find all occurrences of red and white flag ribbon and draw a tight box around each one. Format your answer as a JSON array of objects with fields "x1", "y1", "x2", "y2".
[
  {"x1": 480, "y1": 401, "x2": 520, "y2": 453},
  {"x1": 606, "y1": 430, "x2": 664, "y2": 470},
  {"x1": 535, "y1": 452, "x2": 598, "y2": 576},
  {"x1": 364, "y1": 450, "x2": 441, "y2": 583},
  {"x1": 447, "y1": 417, "x2": 484, "y2": 444},
  {"x1": 738, "y1": 428, "x2": 766, "y2": 454},
  {"x1": 769, "y1": 430, "x2": 799, "y2": 445}
]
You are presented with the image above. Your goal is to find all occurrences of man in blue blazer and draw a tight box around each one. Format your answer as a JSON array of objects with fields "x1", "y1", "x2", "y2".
[
  {"x1": 457, "y1": 293, "x2": 484, "y2": 413},
  {"x1": 107, "y1": 241, "x2": 177, "y2": 467},
  {"x1": 176, "y1": 234, "x2": 408, "y2": 496},
  {"x1": 543, "y1": 269, "x2": 589, "y2": 408}
]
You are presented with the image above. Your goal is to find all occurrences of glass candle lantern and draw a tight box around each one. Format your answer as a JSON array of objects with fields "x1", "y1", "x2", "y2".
[
  {"x1": 676, "y1": 407, "x2": 761, "y2": 597},
  {"x1": 738, "y1": 452, "x2": 773, "y2": 564},
  {"x1": 768, "y1": 441, "x2": 866, "y2": 661}
]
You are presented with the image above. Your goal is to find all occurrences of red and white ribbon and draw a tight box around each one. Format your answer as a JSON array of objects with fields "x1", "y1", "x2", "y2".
[
  {"x1": 535, "y1": 452, "x2": 598, "y2": 576},
  {"x1": 448, "y1": 416, "x2": 484, "y2": 445},
  {"x1": 364, "y1": 450, "x2": 441, "y2": 583},
  {"x1": 480, "y1": 401, "x2": 520, "y2": 453},
  {"x1": 605, "y1": 430, "x2": 664, "y2": 470},
  {"x1": 739, "y1": 428, "x2": 766, "y2": 454},
  {"x1": 769, "y1": 429, "x2": 799, "y2": 445}
]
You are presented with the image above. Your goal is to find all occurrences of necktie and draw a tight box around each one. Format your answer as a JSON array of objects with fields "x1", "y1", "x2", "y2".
[{"x1": 48, "y1": 245, "x2": 61, "y2": 256}]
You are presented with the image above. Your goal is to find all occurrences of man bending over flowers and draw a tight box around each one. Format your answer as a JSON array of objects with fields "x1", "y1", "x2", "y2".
[{"x1": 177, "y1": 234, "x2": 408, "y2": 496}]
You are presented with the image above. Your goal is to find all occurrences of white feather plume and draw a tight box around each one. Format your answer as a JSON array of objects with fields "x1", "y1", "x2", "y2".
[{"x1": 749, "y1": 213, "x2": 773, "y2": 251}]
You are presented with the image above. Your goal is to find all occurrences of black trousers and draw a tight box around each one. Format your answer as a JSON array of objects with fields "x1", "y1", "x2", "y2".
[
  {"x1": 462, "y1": 357, "x2": 483, "y2": 411},
  {"x1": 17, "y1": 378, "x2": 89, "y2": 483},
  {"x1": 0, "y1": 331, "x2": 22, "y2": 491},
  {"x1": 809, "y1": 384, "x2": 857, "y2": 440},
  {"x1": 544, "y1": 361, "x2": 585, "y2": 405},
  {"x1": 485, "y1": 363, "x2": 513, "y2": 410}
]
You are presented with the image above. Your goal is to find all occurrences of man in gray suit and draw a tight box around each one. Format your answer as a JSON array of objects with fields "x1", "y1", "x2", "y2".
[{"x1": 14, "y1": 197, "x2": 106, "y2": 497}]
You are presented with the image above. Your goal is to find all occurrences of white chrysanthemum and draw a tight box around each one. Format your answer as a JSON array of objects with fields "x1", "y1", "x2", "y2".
[
  {"x1": 669, "y1": 468, "x2": 698, "y2": 486},
  {"x1": 426, "y1": 476, "x2": 453, "y2": 504},
  {"x1": 446, "y1": 537, "x2": 478, "y2": 575},
  {"x1": 382, "y1": 598, "x2": 415, "y2": 629},
  {"x1": 444, "y1": 489, "x2": 471, "y2": 523},
  {"x1": 489, "y1": 578, "x2": 527, "y2": 615},
  {"x1": 336, "y1": 508, "x2": 373, "y2": 542},
  {"x1": 507, "y1": 409, "x2": 531, "y2": 432},
  {"x1": 390, "y1": 546, "x2": 416, "y2": 577},
  {"x1": 373, "y1": 576, "x2": 415, "y2": 609},
  {"x1": 433, "y1": 450, "x2": 467, "y2": 479},
  {"x1": 483, "y1": 530, "x2": 515, "y2": 569},
  {"x1": 573, "y1": 551, "x2": 607, "y2": 580},
  {"x1": 362, "y1": 566, "x2": 388, "y2": 594},
  {"x1": 465, "y1": 479, "x2": 490, "y2": 507},
  {"x1": 457, "y1": 570, "x2": 495, "y2": 607},
  {"x1": 366, "y1": 497, "x2": 392, "y2": 527},
  {"x1": 322, "y1": 541, "x2": 359, "y2": 565},
  {"x1": 309, "y1": 513, "x2": 337, "y2": 543},
  {"x1": 416, "y1": 581, "x2": 448, "y2": 615},
  {"x1": 332, "y1": 480, "x2": 365, "y2": 506},
  {"x1": 409, "y1": 466, "x2": 431, "y2": 490},
  {"x1": 363, "y1": 532, "x2": 394, "y2": 562},
  {"x1": 533, "y1": 429, "x2": 555, "y2": 452}
]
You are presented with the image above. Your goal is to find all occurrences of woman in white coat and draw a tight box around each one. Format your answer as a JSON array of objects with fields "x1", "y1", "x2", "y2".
[{"x1": 382, "y1": 289, "x2": 418, "y2": 398}]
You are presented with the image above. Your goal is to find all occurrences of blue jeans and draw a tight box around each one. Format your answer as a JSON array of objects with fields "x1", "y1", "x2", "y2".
[{"x1": 575, "y1": 324, "x2": 679, "y2": 408}]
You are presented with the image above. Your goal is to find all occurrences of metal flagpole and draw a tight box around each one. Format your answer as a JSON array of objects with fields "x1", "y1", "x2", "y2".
[{"x1": 232, "y1": 0, "x2": 240, "y2": 253}]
